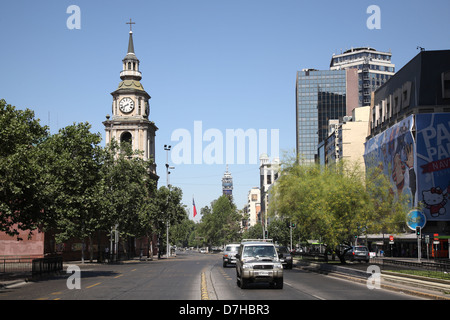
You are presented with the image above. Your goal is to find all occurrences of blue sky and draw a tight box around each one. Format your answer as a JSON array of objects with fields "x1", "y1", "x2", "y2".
[{"x1": 1, "y1": 0, "x2": 449, "y2": 221}]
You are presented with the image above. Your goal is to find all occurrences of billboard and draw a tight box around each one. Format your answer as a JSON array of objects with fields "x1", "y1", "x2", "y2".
[
  {"x1": 364, "y1": 115, "x2": 417, "y2": 211},
  {"x1": 416, "y1": 113, "x2": 450, "y2": 221}
]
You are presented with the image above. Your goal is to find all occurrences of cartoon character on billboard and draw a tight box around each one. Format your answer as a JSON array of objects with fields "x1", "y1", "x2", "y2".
[{"x1": 422, "y1": 186, "x2": 449, "y2": 217}]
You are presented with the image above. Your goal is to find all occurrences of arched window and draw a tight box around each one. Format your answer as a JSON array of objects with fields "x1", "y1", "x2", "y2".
[
  {"x1": 120, "y1": 131, "x2": 132, "y2": 144},
  {"x1": 128, "y1": 62, "x2": 131, "y2": 70}
]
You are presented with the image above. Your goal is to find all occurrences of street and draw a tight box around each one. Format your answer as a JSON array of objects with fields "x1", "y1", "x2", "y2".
[{"x1": 0, "y1": 250, "x2": 423, "y2": 301}]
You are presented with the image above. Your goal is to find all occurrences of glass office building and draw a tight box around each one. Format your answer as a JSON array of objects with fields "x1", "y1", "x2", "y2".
[{"x1": 296, "y1": 69, "x2": 358, "y2": 164}]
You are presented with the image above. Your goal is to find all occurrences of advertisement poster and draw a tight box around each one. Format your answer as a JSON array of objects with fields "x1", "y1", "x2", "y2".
[
  {"x1": 416, "y1": 113, "x2": 450, "y2": 221},
  {"x1": 364, "y1": 115, "x2": 416, "y2": 211}
]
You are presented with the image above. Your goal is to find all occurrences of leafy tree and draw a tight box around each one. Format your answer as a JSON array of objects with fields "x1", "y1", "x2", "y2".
[
  {"x1": 197, "y1": 195, "x2": 241, "y2": 247},
  {"x1": 100, "y1": 139, "x2": 158, "y2": 258},
  {"x1": 241, "y1": 223, "x2": 264, "y2": 240},
  {"x1": 269, "y1": 157, "x2": 409, "y2": 263},
  {"x1": 39, "y1": 122, "x2": 104, "y2": 262},
  {"x1": 170, "y1": 216, "x2": 196, "y2": 248},
  {"x1": 267, "y1": 218, "x2": 291, "y2": 246},
  {"x1": 0, "y1": 99, "x2": 49, "y2": 237}
]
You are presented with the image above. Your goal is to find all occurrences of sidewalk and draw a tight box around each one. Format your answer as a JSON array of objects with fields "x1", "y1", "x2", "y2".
[{"x1": 295, "y1": 258, "x2": 450, "y2": 300}]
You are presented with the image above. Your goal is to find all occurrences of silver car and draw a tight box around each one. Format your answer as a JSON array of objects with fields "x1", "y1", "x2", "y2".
[
  {"x1": 235, "y1": 241, "x2": 283, "y2": 289},
  {"x1": 345, "y1": 245, "x2": 370, "y2": 263},
  {"x1": 222, "y1": 244, "x2": 240, "y2": 267}
]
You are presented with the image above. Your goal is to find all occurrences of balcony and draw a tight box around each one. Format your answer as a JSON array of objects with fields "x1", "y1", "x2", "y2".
[{"x1": 120, "y1": 70, "x2": 142, "y2": 80}]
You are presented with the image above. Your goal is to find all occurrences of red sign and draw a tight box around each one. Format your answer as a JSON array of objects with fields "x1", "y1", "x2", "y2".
[
  {"x1": 434, "y1": 233, "x2": 439, "y2": 241},
  {"x1": 389, "y1": 235, "x2": 394, "y2": 241}
]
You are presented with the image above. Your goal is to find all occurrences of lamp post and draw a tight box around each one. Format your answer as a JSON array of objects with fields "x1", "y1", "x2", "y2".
[{"x1": 164, "y1": 145, "x2": 175, "y2": 258}]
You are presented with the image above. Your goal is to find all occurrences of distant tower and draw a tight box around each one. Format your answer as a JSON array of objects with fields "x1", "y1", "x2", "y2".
[{"x1": 222, "y1": 165, "x2": 233, "y2": 197}]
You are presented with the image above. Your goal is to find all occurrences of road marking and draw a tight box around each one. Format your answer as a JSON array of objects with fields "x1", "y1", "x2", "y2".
[
  {"x1": 131, "y1": 269, "x2": 137, "y2": 272},
  {"x1": 51, "y1": 292, "x2": 62, "y2": 295},
  {"x1": 285, "y1": 281, "x2": 326, "y2": 300},
  {"x1": 201, "y1": 272, "x2": 209, "y2": 300},
  {"x1": 86, "y1": 282, "x2": 101, "y2": 289},
  {"x1": 114, "y1": 274, "x2": 124, "y2": 278}
]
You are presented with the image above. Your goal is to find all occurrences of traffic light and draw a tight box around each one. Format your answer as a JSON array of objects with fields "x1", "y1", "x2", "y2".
[
  {"x1": 416, "y1": 226, "x2": 421, "y2": 236},
  {"x1": 291, "y1": 223, "x2": 296, "y2": 229}
]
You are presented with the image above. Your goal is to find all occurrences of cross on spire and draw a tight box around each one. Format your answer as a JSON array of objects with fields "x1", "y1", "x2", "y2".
[{"x1": 126, "y1": 18, "x2": 135, "y2": 32}]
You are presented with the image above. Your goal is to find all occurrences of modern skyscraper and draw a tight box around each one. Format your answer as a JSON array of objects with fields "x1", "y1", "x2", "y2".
[
  {"x1": 330, "y1": 47, "x2": 395, "y2": 107},
  {"x1": 295, "y1": 68, "x2": 358, "y2": 164}
]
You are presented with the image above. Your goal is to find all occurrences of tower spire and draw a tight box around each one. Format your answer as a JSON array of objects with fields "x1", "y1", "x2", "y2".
[
  {"x1": 126, "y1": 19, "x2": 136, "y2": 54},
  {"x1": 127, "y1": 31, "x2": 135, "y2": 54}
]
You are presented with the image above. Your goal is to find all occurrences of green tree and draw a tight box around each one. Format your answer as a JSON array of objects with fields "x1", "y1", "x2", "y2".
[
  {"x1": 0, "y1": 99, "x2": 49, "y2": 237},
  {"x1": 101, "y1": 139, "x2": 157, "y2": 259},
  {"x1": 197, "y1": 195, "x2": 241, "y2": 247},
  {"x1": 39, "y1": 122, "x2": 104, "y2": 262},
  {"x1": 269, "y1": 157, "x2": 409, "y2": 263}
]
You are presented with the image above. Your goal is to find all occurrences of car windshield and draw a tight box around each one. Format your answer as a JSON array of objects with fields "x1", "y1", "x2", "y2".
[
  {"x1": 243, "y1": 245, "x2": 277, "y2": 258},
  {"x1": 225, "y1": 246, "x2": 238, "y2": 252}
]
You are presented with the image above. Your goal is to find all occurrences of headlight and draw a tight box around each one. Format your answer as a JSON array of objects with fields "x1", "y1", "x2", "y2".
[
  {"x1": 242, "y1": 264, "x2": 253, "y2": 269},
  {"x1": 273, "y1": 263, "x2": 283, "y2": 270}
]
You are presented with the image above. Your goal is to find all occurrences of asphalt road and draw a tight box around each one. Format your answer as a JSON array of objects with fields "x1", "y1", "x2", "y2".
[{"x1": 0, "y1": 250, "x2": 423, "y2": 301}]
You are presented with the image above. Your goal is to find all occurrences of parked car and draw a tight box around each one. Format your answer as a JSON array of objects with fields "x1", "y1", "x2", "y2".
[
  {"x1": 223, "y1": 244, "x2": 240, "y2": 267},
  {"x1": 345, "y1": 246, "x2": 370, "y2": 263},
  {"x1": 276, "y1": 246, "x2": 293, "y2": 269}
]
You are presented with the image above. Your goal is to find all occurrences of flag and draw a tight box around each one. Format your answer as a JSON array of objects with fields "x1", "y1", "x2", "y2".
[{"x1": 193, "y1": 198, "x2": 197, "y2": 217}]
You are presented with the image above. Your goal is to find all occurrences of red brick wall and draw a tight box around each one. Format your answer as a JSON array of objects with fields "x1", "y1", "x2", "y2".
[{"x1": 0, "y1": 227, "x2": 44, "y2": 257}]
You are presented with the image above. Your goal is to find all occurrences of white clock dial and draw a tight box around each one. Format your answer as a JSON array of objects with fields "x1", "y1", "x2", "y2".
[{"x1": 119, "y1": 97, "x2": 134, "y2": 113}]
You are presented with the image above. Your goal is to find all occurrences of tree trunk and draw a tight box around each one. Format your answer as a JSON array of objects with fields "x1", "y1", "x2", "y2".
[{"x1": 89, "y1": 235, "x2": 94, "y2": 263}]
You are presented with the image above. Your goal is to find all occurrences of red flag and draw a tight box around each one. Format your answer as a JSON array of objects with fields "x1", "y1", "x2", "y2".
[{"x1": 193, "y1": 198, "x2": 197, "y2": 217}]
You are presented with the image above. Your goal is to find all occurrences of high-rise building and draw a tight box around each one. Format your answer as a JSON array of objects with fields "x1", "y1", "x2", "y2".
[
  {"x1": 295, "y1": 68, "x2": 358, "y2": 164},
  {"x1": 242, "y1": 187, "x2": 261, "y2": 230},
  {"x1": 259, "y1": 154, "x2": 279, "y2": 231},
  {"x1": 222, "y1": 165, "x2": 233, "y2": 196},
  {"x1": 330, "y1": 47, "x2": 395, "y2": 107}
]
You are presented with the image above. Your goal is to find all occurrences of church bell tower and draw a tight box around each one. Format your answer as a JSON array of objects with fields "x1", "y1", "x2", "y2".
[{"x1": 103, "y1": 20, "x2": 158, "y2": 179}]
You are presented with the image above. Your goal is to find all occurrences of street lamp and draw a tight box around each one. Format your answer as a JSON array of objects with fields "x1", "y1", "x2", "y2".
[{"x1": 164, "y1": 145, "x2": 175, "y2": 258}]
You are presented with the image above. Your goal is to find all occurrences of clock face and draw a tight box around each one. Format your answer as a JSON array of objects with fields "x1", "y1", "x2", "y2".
[{"x1": 119, "y1": 97, "x2": 134, "y2": 113}]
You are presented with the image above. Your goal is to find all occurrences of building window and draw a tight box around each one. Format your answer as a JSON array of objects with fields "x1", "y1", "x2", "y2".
[{"x1": 120, "y1": 131, "x2": 132, "y2": 144}]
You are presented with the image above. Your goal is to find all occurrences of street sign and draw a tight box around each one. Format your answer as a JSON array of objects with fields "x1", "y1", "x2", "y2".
[
  {"x1": 406, "y1": 210, "x2": 426, "y2": 231},
  {"x1": 389, "y1": 235, "x2": 394, "y2": 241}
]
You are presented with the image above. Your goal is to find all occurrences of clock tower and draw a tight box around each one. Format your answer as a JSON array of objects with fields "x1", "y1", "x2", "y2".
[{"x1": 103, "y1": 22, "x2": 158, "y2": 180}]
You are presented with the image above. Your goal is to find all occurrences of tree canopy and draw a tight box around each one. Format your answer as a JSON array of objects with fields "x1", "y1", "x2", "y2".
[{"x1": 269, "y1": 157, "x2": 410, "y2": 262}]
